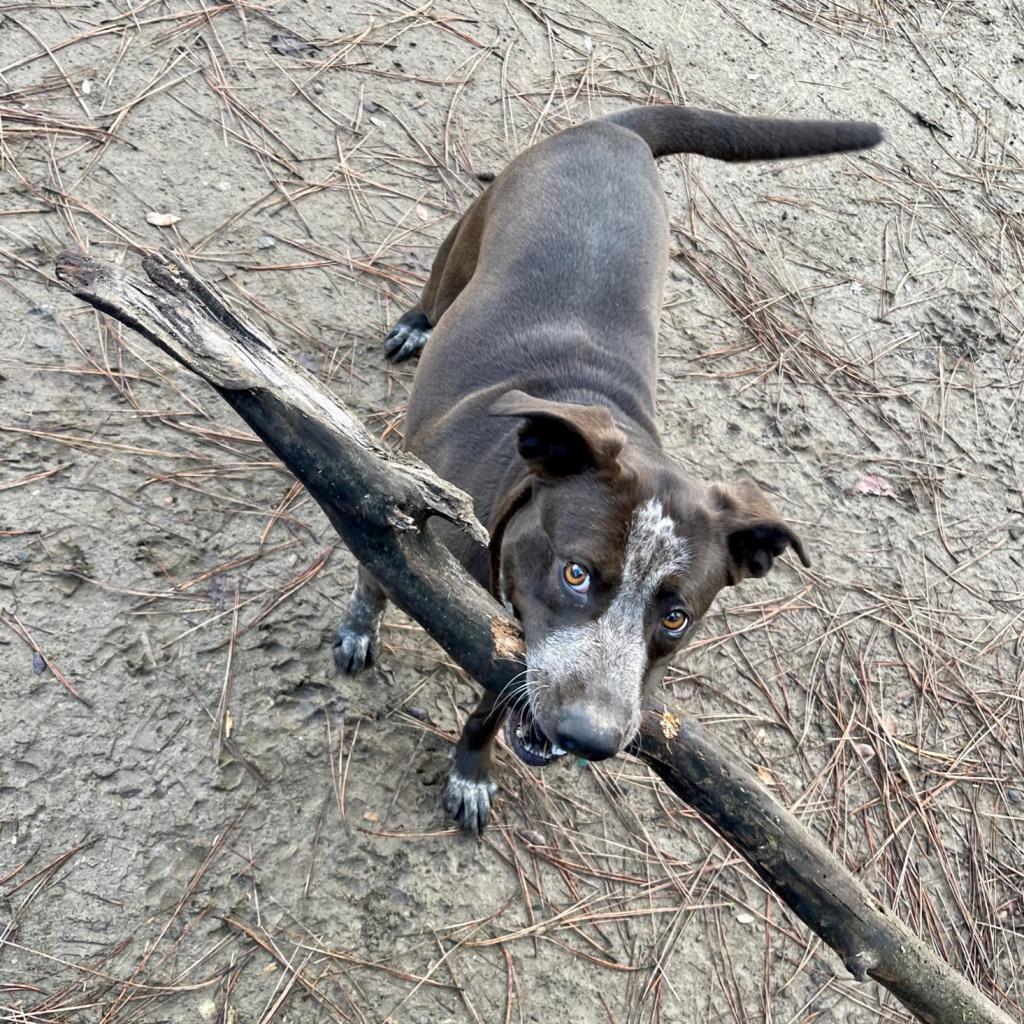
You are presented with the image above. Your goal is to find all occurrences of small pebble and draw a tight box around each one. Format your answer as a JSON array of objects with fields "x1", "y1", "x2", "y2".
[
  {"x1": 405, "y1": 705, "x2": 429, "y2": 721},
  {"x1": 257, "y1": 235, "x2": 276, "y2": 249},
  {"x1": 520, "y1": 829, "x2": 546, "y2": 846},
  {"x1": 32, "y1": 652, "x2": 46, "y2": 675},
  {"x1": 1007, "y1": 789, "x2": 1024, "y2": 806},
  {"x1": 735, "y1": 912, "x2": 755, "y2": 925}
]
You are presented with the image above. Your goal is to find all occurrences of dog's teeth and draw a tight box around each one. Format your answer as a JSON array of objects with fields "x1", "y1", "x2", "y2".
[
  {"x1": 516, "y1": 727, "x2": 525, "y2": 739},
  {"x1": 550, "y1": 744, "x2": 566, "y2": 756}
]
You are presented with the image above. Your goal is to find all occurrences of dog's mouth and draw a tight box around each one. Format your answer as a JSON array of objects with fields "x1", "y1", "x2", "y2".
[{"x1": 505, "y1": 705, "x2": 567, "y2": 767}]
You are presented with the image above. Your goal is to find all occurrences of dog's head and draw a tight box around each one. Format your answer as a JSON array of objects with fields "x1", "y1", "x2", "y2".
[{"x1": 489, "y1": 390, "x2": 809, "y2": 767}]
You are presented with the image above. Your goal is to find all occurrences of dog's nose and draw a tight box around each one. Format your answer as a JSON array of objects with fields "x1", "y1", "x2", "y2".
[{"x1": 554, "y1": 705, "x2": 622, "y2": 762}]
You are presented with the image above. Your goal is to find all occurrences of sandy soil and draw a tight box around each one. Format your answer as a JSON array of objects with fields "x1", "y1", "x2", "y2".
[{"x1": 2, "y1": 1, "x2": 1022, "y2": 1021}]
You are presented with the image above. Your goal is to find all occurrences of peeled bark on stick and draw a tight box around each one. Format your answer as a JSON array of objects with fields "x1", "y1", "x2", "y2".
[{"x1": 54, "y1": 249, "x2": 1016, "y2": 1024}]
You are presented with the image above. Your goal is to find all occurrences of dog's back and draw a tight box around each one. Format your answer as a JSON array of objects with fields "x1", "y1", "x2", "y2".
[
  {"x1": 403, "y1": 106, "x2": 881, "y2": 552},
  {"x1": 404, "y1": 121, "x2": 669, "y2": 490}
]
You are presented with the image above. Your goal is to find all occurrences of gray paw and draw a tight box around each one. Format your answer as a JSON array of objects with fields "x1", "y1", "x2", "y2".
[
  {"x1": 333, "y1": 622, "x2": 380, "y2": 675},
  {"x1": 384, "y1": 310, "x2": 431, "y2": 363},
  {"x1": 443, "y1": 768, "x2": 497, "y2": 834}
]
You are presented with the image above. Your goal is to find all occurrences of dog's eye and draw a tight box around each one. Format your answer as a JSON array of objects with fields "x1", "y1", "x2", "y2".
[
  {"x1": 562, "y1": 562, "x2": 591, "y2": 593},
  {"x1": 661, "y1": 609, "x2": 688, "y2": 634}
]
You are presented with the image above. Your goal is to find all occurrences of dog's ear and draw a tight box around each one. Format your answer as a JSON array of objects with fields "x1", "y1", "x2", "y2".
[
  {"x1": 711, "y1": 480, "x2": 810, "y2": 585},
  {"x1": 490, "y1": 390, "x2": 626, "y2": 478}
]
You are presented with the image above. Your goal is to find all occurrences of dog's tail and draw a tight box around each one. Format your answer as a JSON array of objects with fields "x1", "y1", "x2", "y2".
[{"x1": 605, "y1": 105, "x2": 883, "y2": 161}]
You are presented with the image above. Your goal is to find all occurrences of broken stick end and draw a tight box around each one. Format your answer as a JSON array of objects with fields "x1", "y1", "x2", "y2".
[{"x1": 55, "y1": 249, "x2": 98, "y2": 292}]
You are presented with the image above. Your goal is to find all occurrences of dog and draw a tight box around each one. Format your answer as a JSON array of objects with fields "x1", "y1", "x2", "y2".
[{"x1": 334, "y1": 104, "x2": 882, "y2": 832}]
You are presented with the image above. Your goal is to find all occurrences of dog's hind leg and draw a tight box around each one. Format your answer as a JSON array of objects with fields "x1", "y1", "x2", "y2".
[
  {"x1": 333, "y1": 566, "x2": 387, "y2": 674},
  {"x1": 443, "y1": 690, "x2": 504, "y2": 833},
  {"x1": 385, "y1": 190, "x2": 491, "y2": 363},
  {"x1": 383, "y1": 306, "x2": 433, "y2": 363}
]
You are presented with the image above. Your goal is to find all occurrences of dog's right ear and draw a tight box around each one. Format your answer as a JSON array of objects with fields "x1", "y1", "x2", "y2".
[{"x1": 490, "y1": 390, "x2": 626, "y2": 478}]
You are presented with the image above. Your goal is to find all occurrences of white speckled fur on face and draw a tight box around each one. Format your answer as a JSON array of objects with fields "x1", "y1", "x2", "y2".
[{"x1": 526, "y1": 498, "x2": 691, "y2": 735}]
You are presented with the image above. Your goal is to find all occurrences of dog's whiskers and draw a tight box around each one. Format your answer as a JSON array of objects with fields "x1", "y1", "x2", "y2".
[{"x1": 493, "y1": 667, "x2": 535, "y2": 716}]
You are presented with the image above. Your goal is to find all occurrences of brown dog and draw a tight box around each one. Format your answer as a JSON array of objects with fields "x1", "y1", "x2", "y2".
[{"x1": 335, "y1": 105, "x2": 882, "y2": 831}]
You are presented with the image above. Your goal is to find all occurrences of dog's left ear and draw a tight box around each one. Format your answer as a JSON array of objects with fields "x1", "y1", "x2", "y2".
[
  {"x1": 711, "y1": 480, "x2": 810, "y2": 584},
  {"x1": 490, "y1": 390, "x2": 626, "y2": 478}
]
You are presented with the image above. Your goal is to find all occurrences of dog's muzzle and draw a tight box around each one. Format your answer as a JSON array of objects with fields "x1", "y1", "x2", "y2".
[{"x1": 505, "y1": 700, "x2": 630, "y2": 767}]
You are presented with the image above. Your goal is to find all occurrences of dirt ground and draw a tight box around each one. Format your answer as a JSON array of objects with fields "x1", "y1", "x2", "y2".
[{"x1": 2, "y1": 0, "x2": 1022, "y2": 1021}]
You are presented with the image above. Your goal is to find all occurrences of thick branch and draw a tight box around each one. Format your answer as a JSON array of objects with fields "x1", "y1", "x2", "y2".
[
  {"x1": 55, "y1": 250, "x2": 519, "y2": 689},
  {"x1": 638, "y1": 713, "x2": 1014, "y2": 1024},
  {"x1": 55, "y1": 250, "x2": 1016, "y2": 1024}
]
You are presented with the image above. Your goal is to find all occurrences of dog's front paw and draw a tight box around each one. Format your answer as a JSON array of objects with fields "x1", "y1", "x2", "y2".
[
  {"x1": 333, "y1": 620, "x2": 380, "y2": 675},
  {"x1": 443, "y1": 767, "x2": 497, "y2": 834},
  {"x1": 384, "y1": 309, "x2": 432, "y2": 363}
]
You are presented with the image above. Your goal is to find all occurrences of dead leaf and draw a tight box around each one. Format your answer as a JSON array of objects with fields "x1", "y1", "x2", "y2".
[
  {"x1": 851, "y1": 474, "x2": 896, "y2": 499},
  {"x1": 363, "y1": 810, "x2": 380, "y2": 822},
  {"x1": 269, "y1": 33, "x2": 316, "y2": 56},
  {"x1": 146, "y1": 211, "x2": 180, "y2": 227},
  {"x1": 755, "y1": 765, "x2": 774, "y2": 785}
]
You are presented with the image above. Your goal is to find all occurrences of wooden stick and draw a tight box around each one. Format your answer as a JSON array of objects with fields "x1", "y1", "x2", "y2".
[
  {"x1": 55, "y1": 250, "x2": 1017, "y2": 1024},
  {"x1": 637, "y1": 711, "x2": 1016, "y2": 1024}
]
